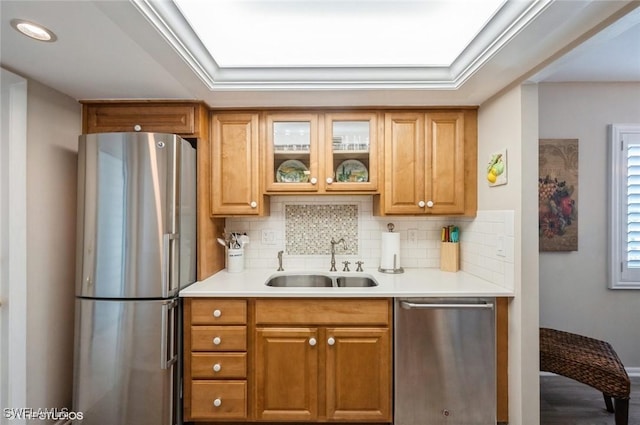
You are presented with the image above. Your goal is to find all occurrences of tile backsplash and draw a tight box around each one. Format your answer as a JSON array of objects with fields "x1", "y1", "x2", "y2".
[
  {"x1": 224, "y1": 196, "x2": 514, "y2": 290},
  {"x1": 285, "y1": 204, "x2": 358, "y2": 255}
]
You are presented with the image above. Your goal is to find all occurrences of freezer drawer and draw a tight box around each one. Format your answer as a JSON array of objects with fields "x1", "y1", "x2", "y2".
[
  {"x1": 394, "y1": 298, "x2": 496, "y2": 425},
  {"x1": 73, "y1": 298, "x2": 179, "y2": 425}
]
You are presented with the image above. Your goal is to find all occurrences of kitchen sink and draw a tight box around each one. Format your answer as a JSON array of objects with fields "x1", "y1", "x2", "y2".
[
  {"x1": 266, "y1": 274, "x2": 333, "y2": 287},
  {"x1": 265, "y1": 273, "x2": 378, "y2": 288},
  {"x1": 336, "y1": 276, "x2": 377, "y2": 287}
]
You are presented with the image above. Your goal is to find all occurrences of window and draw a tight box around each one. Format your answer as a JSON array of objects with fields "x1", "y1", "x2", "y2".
[{"x1": 609, "y1": 124, "x2": 640, "y2": 289}]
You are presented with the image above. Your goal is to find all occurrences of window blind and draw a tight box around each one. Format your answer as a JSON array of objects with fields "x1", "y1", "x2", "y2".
[{"x1": 626, "y1": 145, "x2": 640, "y2": 268}]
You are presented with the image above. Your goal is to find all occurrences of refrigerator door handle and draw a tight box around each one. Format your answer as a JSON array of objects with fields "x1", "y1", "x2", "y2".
[
  {"x1": 161, "y1": 299, "x2": 178, "y2": 369},
  {"x1": 162, "y1": 233, "x2": 179, "y2": 298}
]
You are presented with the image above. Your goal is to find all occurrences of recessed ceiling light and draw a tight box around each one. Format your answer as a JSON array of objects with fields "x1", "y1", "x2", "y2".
[{"x1": 10, "y1": 19, "x2": 57, "y2": 42}]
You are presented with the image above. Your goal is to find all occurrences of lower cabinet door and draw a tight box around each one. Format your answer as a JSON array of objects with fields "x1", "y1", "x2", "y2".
[
  {"x1": 255, "y1": 327, "x2": 319, "y2": 421},
  {"x1": 190, "y1": 381, "x2": 247, "y2": 420},
  {"x1": 325, "y1": 327, "x2": 392, "y2": 421}
]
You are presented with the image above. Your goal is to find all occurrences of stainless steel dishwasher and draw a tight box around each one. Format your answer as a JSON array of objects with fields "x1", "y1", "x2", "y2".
[{"x1": 394, "y1": 298, "x2": 496, "y2": 425}]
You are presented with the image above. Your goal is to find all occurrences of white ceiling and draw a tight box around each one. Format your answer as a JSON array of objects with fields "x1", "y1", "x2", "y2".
[{"x1": 1, "y1": 0, "x2": 639, "y2": 108}]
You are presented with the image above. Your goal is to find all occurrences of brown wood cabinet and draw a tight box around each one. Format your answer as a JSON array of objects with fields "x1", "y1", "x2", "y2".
[
  {"x1": 80, "y1": 100, "x2": 225, "y2": 281},
  {"x1": 210, "y1": 112, "x2": 267, "y2": 216},
  {"x1": 376, "y1": 109, "x2": 477, "y2": 216},
  {"x1": 253, "y1": 298, "x2": 392, "y2": 422},
  {"x1": 255, "y1": 327, "x2": 319, "y2": 421},
  {"x1": 263, "y1": 111, "x2": 380, "y2": 194},
  {"x1": 324, "y1": 327, "x2": 391, "y2": 421},
  {"x1": 82, "y1": 101, "x2": 202, "y2": 136},
  {"x1": 184, "y1": 299, "x2": 249, "y2": 421}
]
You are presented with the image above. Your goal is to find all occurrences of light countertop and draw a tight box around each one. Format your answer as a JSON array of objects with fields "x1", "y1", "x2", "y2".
[{"x1": 180, "y1": 267, "x2": 514, "y2": 298}]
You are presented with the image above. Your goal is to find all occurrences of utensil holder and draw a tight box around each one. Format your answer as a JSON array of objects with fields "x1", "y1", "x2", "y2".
[
  {"x1": 226, "y1": 248, "x2": 244, "y2": 273},
  {"x1": 440, "y1": 242, "x2": 459, "y2": 272}
]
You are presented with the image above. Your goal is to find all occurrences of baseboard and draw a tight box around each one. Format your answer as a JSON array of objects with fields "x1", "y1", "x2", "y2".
[
  {"x1": 542, "y1": 367, "x2": 640, "y2": 377},
  {"x1": 626, "y1": 367, "x2": 640, "y2": 377}
]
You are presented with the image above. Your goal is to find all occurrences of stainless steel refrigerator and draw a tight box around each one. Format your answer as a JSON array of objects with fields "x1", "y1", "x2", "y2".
[{"x1": 73, "y1": 132, "x2": 196, "y2": 425}]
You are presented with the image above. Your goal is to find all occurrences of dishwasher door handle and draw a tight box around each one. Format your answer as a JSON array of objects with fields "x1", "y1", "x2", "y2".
[{"x1": 400, "y1": 301, "x2": 494, "y2": 310}]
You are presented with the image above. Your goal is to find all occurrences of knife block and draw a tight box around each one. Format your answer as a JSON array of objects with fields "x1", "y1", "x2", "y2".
[{"x1": 440, "y1": 242, "x2": 460, "y2": 272}]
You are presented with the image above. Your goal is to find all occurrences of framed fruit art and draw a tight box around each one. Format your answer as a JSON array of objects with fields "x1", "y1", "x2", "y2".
[
  {"x1": 539, "y1": 139, "x2": 578, "y2": 252},
  {"x1": 486, "y1": 149, "x2": 507, "y2": 186}
]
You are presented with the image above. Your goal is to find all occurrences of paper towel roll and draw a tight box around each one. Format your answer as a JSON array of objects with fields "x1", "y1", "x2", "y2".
[{"x1": 380, "y1": 232, "x2": 401, "y2": 270}]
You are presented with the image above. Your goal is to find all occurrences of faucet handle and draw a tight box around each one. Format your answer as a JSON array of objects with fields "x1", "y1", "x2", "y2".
[
  {"x1": 342, "y1": 261, "x2": 351, "y2": 272},
  {"x1": 355, "y1": 261, "x2": 364, "y2": 272}
]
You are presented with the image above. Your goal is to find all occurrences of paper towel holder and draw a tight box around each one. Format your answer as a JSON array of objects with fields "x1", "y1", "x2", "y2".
[
  {"x1": 378, "y1": 223, "x2": 405, "y2": 274},
  {"x1": 378, "y1": 254, "x2": 404, "y2": 274}
]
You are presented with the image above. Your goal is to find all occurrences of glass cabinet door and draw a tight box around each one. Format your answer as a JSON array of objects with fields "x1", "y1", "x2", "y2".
[
  {"x1": 324, "y1": 112, "x2": 378, "y2": 191},
  {"x1": 265, "y1": 113, "x2": 319, "y2": 191}
]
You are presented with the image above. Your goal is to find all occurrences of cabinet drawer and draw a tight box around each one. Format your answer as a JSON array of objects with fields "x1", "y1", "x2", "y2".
[
  {"x1": 255, "y1": 299, "x2": 390, "y2": 325},
  {"x1": 191, "y1": 353, "x2": 247, "y2": 379},
  {"x1": 84, "y1": 104, "x2": 196, "y2": 134},
  {"x1": 191, "y1": 326, "x2": 247, "y2": 351},
  {"x1": 191, "y1": 299, "x2": 247, "y2": 325},
  {"x1": 191, "y1": 381, "x2": 247, "y2": 419}
]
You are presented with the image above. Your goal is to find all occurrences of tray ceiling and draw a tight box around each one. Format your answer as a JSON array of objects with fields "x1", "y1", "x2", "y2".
[{"x1": 1, "y1": 0, "x2": 638, "y2": 107}]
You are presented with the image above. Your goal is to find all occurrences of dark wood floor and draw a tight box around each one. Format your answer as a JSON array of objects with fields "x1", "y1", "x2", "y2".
[{"x1": 541, "y1": 375, "x2": 640, "y2": 425}]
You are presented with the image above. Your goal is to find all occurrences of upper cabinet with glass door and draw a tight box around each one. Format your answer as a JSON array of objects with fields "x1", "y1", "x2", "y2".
[
  {"x1": 265, "y1": 113, "x2": 320, "y2": 192},
  {"x1": 324, "y1": 112, "x2": 378, "y2": 192},
  {"x1": 264, "y1": 111, "x2": 378, "y2": 193}
]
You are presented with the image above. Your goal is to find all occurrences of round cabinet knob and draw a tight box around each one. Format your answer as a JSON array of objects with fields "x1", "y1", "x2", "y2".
[
  {"x1": 213, "y1": 398, "x2": 222, "y2": 407},
  {"x1": 212, "y1": 337, "x2": 221, "y2": 345},
  {"x1": 310, "y1": 177, "x2": 317, "y2": 185},
  {"x1": 212, "y1": 309, "x2": 222, "y2": 318},
  {"x1": 327, "y1": 337, "x2": 335, "y2": 346},
  {"x1": 426, "y1": 200, "x2": 434, "y2": 208},
  {"x1": 212, "y1": 363, "x2": 222, "y2": 372},
  {"x1": 309, "y1": 337, "x2": 317, "y2": 346},
  {"x1": 418, "y1": 200, "x2": 426, "y2": 208},
  {"x1": 250, "y1": 201, "x2": 258, "y2": 209},
  {"x1": 326, "y1": 177, "x2": 333, "y2": 184},
  {"x1": 133, "y1": 124, "x2": 142, "y2": 132}
]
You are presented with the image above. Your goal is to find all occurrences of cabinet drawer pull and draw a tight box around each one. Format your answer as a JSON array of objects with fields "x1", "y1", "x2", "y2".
[
  {"x1": 212, "y1": 337, "x2": 221, "y2": 345},
  {"x1": 250, "y1": 201, "x2": 258, "y2": 208},
  {"x1": 418, "y1": 200, "x2": 426, "y2": 208},
  {"x1": 310, "y1": 177, "x2": 317, "y2": 185},
  {"x1": 309, "y1": 337, "x2": 317, "y2": 346},
  {"x1": 213, "y1": 398, "x2": 222, "y2": 407},
  {"x1": 327, "y1": 337, "x2": 335, "y2": 346},
  {"x1": 326, "y1": 177, "x2": 333, "y2": 184},
  {"x1": 212, "y1": 363, "x2": 222, "y2": 372},
  {"x1": 212, "y1": 309, "x2": 222, "y2": 318},
  {"x1": 426, "y1": 200, "x2": 434, "y2": 208}
]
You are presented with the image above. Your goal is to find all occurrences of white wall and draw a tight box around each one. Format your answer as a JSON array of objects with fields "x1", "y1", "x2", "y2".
[
  {"x1": 1, "y1": 68, "x2": 28, "y2": 424},
  {"x1": 539, "y1": 82, "x2": 640, "y2": 368},
  {"x1": 25, "y1": 79, "x2": 80, "y2": 415},
  {"x1": 478, "y1": 84, "x2": 540, "y2": 425}
]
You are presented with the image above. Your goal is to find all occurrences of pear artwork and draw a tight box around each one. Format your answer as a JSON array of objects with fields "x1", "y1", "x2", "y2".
[{"x1": 487, "y1": 153, "x2": 505, "y2": 184}]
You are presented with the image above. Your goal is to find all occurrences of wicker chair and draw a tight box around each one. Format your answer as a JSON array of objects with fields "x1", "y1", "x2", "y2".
[{"x1": 540, "y1": 328, "x2": 630, "y2": 425}]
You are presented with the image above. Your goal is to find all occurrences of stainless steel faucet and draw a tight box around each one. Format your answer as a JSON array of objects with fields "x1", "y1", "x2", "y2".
[
  {"x1": 277, "y1": 250, "x2": 284, "y2": 271},
  {"x1": 330, "y1": 238, "x2": 347, "y2": 272}
]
